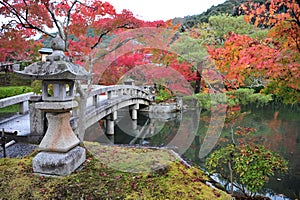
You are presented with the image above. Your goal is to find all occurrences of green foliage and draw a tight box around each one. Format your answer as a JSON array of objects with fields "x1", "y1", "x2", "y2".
[
  {"x1": 154, "y1": 85, "x2": 174, "y2": 103},
  {"x1": 262, "y1": 82, "x2": 300, "y2": 105},
  {"x1": 180, "y1": 0, "x2": 266, "y2": 27},
  {"x1": 206, "y1": 144, "x2": 288, "y2": 195},
  {"x1": 0, "y1": 73, "x2": 32, "y2": 87},
  {"x1": 31, "y1": 80, "x2": 42, "y2": 94},
  {"x1": 194, "y1": 88, "x2": 273, "y2": 110},
  {"x1": 0, "y1": 86, "x2": 32, "y2": 99},
  {"x1": 170, "y1": 32, "x2": 208, "y2": 62},
  {"x1": 208, "y1": 15, "x2": 265, "y2": 43},
  {"x1": 249, "y1": 29, "x2": 268, "y2": 41},
  {"x1": 226, "y1": 88, "x2": 273, "y2": 107},
  {"x1": 195, "y1": 93, "x2": 227, "y2": 110},
  {"x1": 0, "y1": 105, "x2": 19, "y2": 113}
]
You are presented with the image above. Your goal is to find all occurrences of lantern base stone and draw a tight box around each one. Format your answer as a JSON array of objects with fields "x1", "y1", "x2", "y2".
[{"x1": 33, "y1": 146, "x2": 86, "y2": 176}]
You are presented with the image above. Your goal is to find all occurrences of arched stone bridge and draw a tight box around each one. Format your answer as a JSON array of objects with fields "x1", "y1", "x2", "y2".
[
  {"x1": 73, "y1": 84, "x2": 154, "y2": 140},
  {"x1": 0, "y1": 84, "x2": 154, "y2": 143}
]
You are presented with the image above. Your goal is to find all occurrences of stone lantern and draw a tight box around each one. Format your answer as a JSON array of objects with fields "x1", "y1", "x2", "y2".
[{"x1": 15, "y1": 36, "x2": 92, "y2": 176}]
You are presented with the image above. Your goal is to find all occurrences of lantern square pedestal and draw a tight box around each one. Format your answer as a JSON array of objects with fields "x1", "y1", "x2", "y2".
[{"x1": 33, "y1": 146, "x2": 86, "y2": 176}]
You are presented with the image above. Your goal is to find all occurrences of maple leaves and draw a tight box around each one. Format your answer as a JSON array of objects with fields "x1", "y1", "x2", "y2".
[
  {"x1": 0, "y1": 0, "x2": 299, "y2": 104},
  {"x1": 208, "y1": 31, "x2": 300, "y2": 103},
  {"x1": 0, "y1": 29, "x2": 43, "y2": 62},
  {"x1": 0, "y1": 0, "x2": 165, "y2": 62},
  {"x1": 98, "y1": 48, "x2": 195, "y2": 96},
  {"x1": 207, "y1": 1, "x2": 300, "y2": 104},
  {"x1": 0, "y1": 0, "x2": 53, "y2": 35},
  {"x1": 241, "y1": 0, "x2": 300, "y2": 27},
  {"x1": 0, "y1": 0, "x2": 197, "y2": 96},
  {"x1": 240, "y1": 0, "x2": 300, "y2": 52}
]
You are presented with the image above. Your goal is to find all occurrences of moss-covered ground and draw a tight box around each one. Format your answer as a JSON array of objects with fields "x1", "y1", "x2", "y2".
[{"x1": 0, "y1": 143, "x2": 231, "y2": 199}]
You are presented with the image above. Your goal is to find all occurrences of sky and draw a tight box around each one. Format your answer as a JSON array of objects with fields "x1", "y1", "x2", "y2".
[{"x1": 105, "y1": 0, "x2": 227, "y2": 21}]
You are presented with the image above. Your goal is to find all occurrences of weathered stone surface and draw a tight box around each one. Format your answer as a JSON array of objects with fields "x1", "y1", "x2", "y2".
[
  {"x1": 123, "y1": 78, "x2": 135, "y2": 86},
  {"x1": 32, "y1": 146, "x2": 86, "y2": 176},
  {"x1": 0, "y1": 92, "x2": 33, "y2": 109},
  {"x1": 15, "y1": 61, "x2": 92, "y2": 80},
  {"x1": 29, "y1": 103, "x2": 45, "y2": 143},
  {"x1": 39, "y1": 112, "x2": 80, "y2": 152},
  {"x1": 106, "y1": 119, "x2": 114, "y2": 135},
  {"x1": 51, "y1": 35, "x2": 65, "y2": 51},
  {"x1": 35, "y1": 101, "x2": 78, "y2": 112}
]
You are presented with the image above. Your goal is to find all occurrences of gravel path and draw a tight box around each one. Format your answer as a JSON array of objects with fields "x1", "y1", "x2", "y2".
[{"x1": 0, "y1": 143, "x2": 37, "y2": 158}]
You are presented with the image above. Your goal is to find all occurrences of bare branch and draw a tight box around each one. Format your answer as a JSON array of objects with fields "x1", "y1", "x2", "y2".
[
  {"x1": 290, "y1": 7, "x2": 300, "y2": 28},
  {"x1": 91, "y1": 35, "x2": 144, "y2": 63},
  {"x1": 45, "y1": 4, "x2": 65, "y2": 40},
  {"x1": 22, "y1": 0, "x2": 28, "y2": 20},
  {"x1": 91, "y1": 30, "x2": 111, "y2": 49},
  {"x1": 65, "y1": 0, "x2": 79, "y2": 46},
  {"x1": 91, "y1": 24, "x2": 135, "y2": 49}
]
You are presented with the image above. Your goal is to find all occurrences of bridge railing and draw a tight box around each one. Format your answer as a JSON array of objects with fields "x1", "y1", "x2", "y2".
[
  {"x1": 0, "y1": 92, "x2": 34, "y2": 114},
  {"x1": 87, "y1": 85, "x2": 154, "y2": 107}
]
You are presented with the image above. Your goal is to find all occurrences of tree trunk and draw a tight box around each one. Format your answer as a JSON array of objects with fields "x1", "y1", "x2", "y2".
[
  {"x1": 228, "y1": 159, "x2": 234, "y2": 195},
  {"x1": 194, "y1": 63, "x2": 203, "y2": 94}
]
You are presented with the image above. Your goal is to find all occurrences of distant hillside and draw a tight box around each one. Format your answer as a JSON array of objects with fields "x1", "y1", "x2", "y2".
[{"x1": 174, "y1": 0, "x2": 266, "y2": 28}]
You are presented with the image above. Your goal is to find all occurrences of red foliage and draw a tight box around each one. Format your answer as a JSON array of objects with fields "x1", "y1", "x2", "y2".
[
  {"x1": 0, "y1": 30, "x2": 42, "y2": 62},
  {"x1": 207, "y1": 32, "x2": 300, "y2": 91},
  {"x1": 0, "y1": 0, "x2": 168, "y2": 63}
]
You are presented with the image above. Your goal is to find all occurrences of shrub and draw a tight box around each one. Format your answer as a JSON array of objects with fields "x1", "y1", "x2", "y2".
[
  {"x1": 154, "y1": 84, "x2": 174, "y2": 103},
  {"x1": 206, "y1": 144, "x2": 288, "y2": 198},
  {"x1": 0, "y1": 86, "x2": 33, "y2": 99}
]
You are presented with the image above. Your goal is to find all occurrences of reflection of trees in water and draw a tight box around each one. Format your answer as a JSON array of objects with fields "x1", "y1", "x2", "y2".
[{"x1": 198, "y1": 107, "x2": 300, "y2": 200}]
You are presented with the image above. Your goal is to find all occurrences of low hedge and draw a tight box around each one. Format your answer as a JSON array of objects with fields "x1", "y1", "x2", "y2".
[{"x1": 0, "y1": 86, "x2": 33, "y2": 99}]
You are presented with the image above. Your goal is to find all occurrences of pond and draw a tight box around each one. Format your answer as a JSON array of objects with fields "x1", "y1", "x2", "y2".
[{"x1": 84, "y1": 105, "x2": 300, "y2": 200}]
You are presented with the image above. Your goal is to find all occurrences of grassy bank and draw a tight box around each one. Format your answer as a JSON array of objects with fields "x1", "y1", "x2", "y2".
[{"x1": 0, "y1": 143, "x2": 231, "y2": 199}]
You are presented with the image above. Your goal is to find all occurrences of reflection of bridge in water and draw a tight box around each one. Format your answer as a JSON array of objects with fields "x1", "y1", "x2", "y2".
[
  {"x1": 84, "y1": 109, "x2": 181, "y2": 145},
  {"x1": 0, "y1": 84, "x2": 154, "y2": 143}
]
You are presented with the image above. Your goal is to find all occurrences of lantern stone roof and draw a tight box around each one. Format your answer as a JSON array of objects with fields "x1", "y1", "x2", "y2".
[
  {"x1": 15, "y1": 59, "x2": 92, "y2": 80},
  {"x1": 15, "y1": 36, "x2": 92, "y2": 80}
]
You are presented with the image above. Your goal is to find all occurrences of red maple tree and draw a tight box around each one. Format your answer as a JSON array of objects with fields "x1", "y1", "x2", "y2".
[{"x1": 0, "y1": 0, "x2": 166, "y2": 63}]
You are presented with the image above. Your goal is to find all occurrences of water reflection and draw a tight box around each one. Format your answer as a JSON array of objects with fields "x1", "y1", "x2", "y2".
[{"x1": 84, "y1": 106, "x2": 300, "y2": 200}]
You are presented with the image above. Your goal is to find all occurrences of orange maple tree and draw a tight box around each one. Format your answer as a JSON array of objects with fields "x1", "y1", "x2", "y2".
[
  {"x1": 208, "y1": 0, "x2": 300, "y2": 104},
  {"x1": 240, "y1": 0, "x2": 300, "y2": 52},
  {"x1": 208, "y1": 31, "x2": 299, "y2": 103}
]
